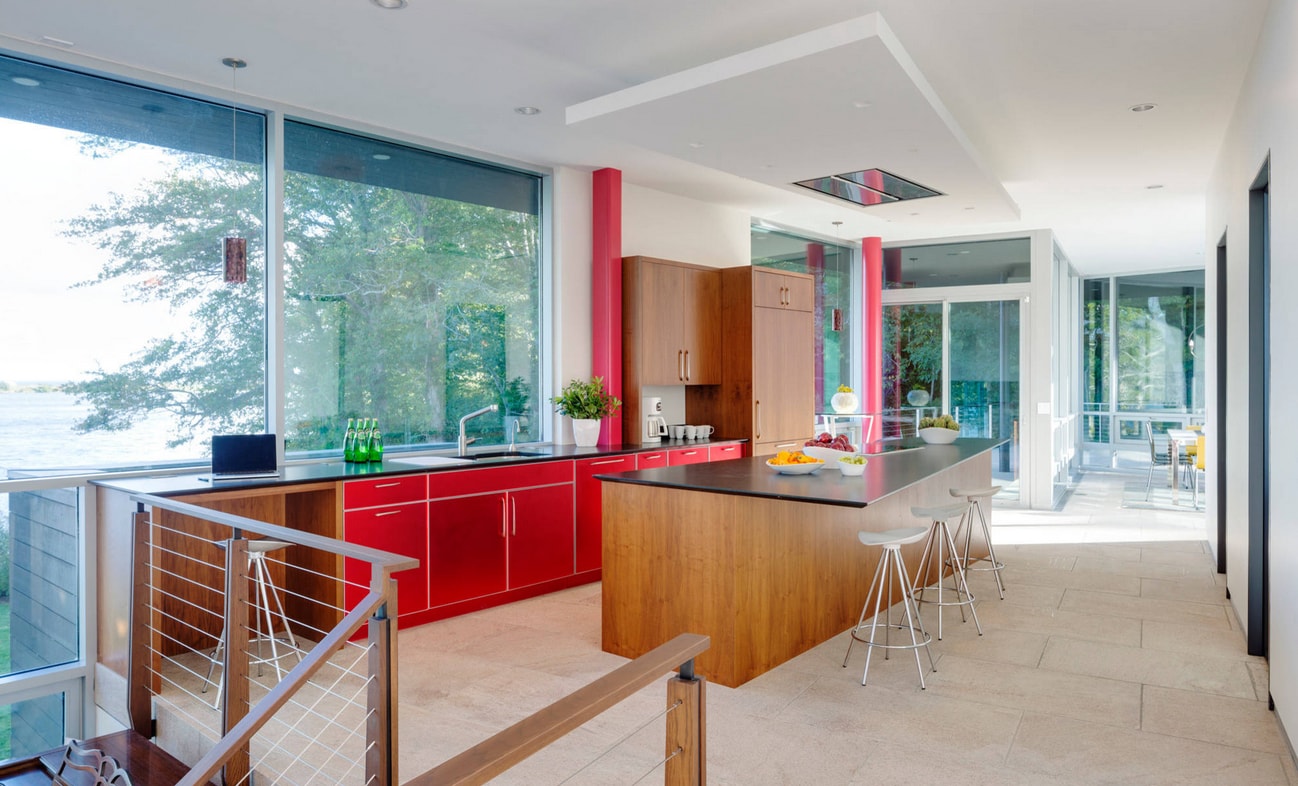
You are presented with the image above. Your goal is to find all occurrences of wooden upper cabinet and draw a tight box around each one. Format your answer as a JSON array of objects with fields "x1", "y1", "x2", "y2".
[
  {"x1": 753, "y1": 268, "x2": 815, "y2": 311},
  {"x1": 752, "y1": 305, "x2": 814, "y2": 443},
  {"x1": 623, "y1": 257, "x2": 721, "y2": 386}
]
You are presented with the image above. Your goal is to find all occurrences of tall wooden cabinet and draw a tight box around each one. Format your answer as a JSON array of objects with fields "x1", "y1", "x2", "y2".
[
  {"x1": 695, "y1": 267, "x2": 815, "y2": 456},
  {"x1": 621, "y1": 256, "x2": 722, "y2": 443}
]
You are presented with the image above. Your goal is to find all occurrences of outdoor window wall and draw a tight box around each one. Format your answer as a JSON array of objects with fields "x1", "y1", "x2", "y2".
[
  {"x1": 1081, "y1": 270, "x2": 1206, "y2": 468},
  {"x1": 751, "y1": 226, "x2": 854, "y2": 409}
]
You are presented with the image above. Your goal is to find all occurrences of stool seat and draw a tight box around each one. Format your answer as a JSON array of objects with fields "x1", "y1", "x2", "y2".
[
  {"x1": 858, "y1": 527, "x2": 929, "y2": 548},
  {"x1": 949, "y1": 486, "x2": 1002, "y2": 500},
  {"x1": 910, "y1": 502, "x2": 973, "y2": 521},
  {"x1": 216, "y1": 539, "x2": 292, "y2": 554}
]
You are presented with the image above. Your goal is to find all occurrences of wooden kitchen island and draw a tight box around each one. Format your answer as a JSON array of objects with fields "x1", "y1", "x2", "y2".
[{"x1": 597, "y1": 438, "x2": 1005, "y2": 687}]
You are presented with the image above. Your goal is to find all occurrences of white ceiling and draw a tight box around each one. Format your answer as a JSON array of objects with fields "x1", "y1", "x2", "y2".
[{"x1": 0, "y1": 0, "x2": 1271, "y2": 274}]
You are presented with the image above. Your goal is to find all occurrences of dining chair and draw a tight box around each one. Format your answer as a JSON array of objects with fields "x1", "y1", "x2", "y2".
[
  {"x1": 1191, "y1": 432, "x2": 1206, "y2": 509},
  {"x1": 1144, "y1": 420, "x2": 1173, "y2": 501}
]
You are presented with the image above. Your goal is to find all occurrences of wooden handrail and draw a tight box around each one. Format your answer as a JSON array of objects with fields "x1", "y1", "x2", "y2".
[{"x1": 412, "y1": 633, "x2": 710, "y2": 786}]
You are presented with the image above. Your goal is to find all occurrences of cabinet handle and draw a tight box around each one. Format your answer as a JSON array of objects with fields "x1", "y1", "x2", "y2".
[
  {"x1": 775, "y1": 441, "x2": 799, "y2": 449},
  {"x1": 644, "y1": 454, "x2": 663, "y2": 460},
  {"x1": 374, "y1": 509, "x2": 402, "y2": 518},
  {"x1": 682, "y1": 450, "x2": 699, "y2": 456},
  {"x1": 500, "y1": 496, "x2": 507, "y2": 538},
  {"x1": 685, "y1": 349, "x2": 691, "y2": 380},
  {"x1": 590, "y1": 458, "x2": 630, "y2": 466},
  {"x1": 755, "y1": 400, "x2": 762, "y2": 439},
  {"x1": 510, "y1": 497, "x2": 517, "y2": 536},
  {"x1": 374, "y1": 482, "x2": 401, "y2": 489},
  {"x1": 678, "y1": 349, "x2": 685, "y2": 381}
]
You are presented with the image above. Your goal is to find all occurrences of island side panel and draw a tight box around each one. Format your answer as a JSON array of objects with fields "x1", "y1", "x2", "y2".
[{"x1": 600, "y1": 452, "x2": 991, "y2": 688}]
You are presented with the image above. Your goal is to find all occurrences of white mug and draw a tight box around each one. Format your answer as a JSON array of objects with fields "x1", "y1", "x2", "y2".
[
  {"x1": 695, "y1": 425, "x2": 715, "y2": 438},
  {"x1": 684, "y1": 425, "x2": 698, "y2": 440},
  {"x1": 672, "y1": 424, "x2": 687, "y2": 440}
]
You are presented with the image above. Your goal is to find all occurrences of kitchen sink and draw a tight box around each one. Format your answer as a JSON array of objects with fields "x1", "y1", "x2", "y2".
[
  {"x1": 389, "y1": 455, "x2": 475, "y2": 467},
  {"x1": 467, "y1": 450, "x2": 550, "y2": 461}
]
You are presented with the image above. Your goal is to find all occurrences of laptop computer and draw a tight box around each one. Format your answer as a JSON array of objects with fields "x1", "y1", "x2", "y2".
[{"x1": 201, "y1": 434, "x2": 280, "y2": 481}]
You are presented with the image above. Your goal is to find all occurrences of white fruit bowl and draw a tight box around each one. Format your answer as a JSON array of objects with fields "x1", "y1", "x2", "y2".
[
  {"x1": 918, "y1": 427, "x2": 960, "y2": 445},
  {"x1": 837, "y1": 456, "x2": 867, "y2": 476},
  {"x1": 765, "y1": 458, "x2": 824, "y2": 475},
  {"x1": 803, "y1": 445, "x2": 860, "y2": 466}
]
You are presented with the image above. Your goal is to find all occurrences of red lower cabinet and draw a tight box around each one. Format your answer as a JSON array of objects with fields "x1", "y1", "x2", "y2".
[
  {"x1": 636, "y1": 451, "x2": 668, "y2": 469},
  {"x1": 575, "y1": 455, "x2": 636, "y2": 572},
  {"x1": 709, "y1": 443, "x2": 743, "y2": 462},
  {"x1": 508, "y1": 483, "x2": 576, "y2": 587},
  {"x1": 343, "y1": 501, "x2": 429, "y2": 616},
  {"x1": 427, "y1": 493, "x2": 508, "y2": 607}
]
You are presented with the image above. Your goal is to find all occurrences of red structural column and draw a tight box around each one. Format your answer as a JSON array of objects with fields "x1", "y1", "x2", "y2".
[
  {"x1": 591, "y1": 168, "x2": 623, "y2": 446},
  {"x1": 806, "y1": 242, "x2": 826, "y2": 409},
  {"x1": 862, "y1": 237, "x2": 883, "y2": 416}
]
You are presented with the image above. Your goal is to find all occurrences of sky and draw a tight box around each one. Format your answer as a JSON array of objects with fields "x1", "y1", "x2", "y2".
[{"x1": 0, "y1": 118, "x2": 184, "y2": 384}]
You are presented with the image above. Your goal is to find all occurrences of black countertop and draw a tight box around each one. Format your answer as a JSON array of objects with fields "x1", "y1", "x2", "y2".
[
  {"x1": 91, "y1": 438, "x2": 742, "y2": 498},
  {"x1": 595, "y1": 437, "x2": 1006, "y2": 509}
]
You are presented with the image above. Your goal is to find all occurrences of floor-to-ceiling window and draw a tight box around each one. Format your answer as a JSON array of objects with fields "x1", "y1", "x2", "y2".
[
  {"x1": 881, "y1": 237, "x2": 1029, "y2": 501},
  {"x1": 1080, "y1": 270, "x2": 1206, "y2": 468},
  {"x1": 751, "y1": 225, "x2": 854, "y2": 409}
]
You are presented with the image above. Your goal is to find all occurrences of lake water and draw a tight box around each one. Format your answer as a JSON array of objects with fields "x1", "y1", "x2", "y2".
[{"x1": 0, "y1": 391, "x2": 193, "y2": 478}]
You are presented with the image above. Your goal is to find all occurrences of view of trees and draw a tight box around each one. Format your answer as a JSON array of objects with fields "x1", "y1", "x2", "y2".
[{"x1": 60, "y1": 133, "x2": 540, "y2": 455}]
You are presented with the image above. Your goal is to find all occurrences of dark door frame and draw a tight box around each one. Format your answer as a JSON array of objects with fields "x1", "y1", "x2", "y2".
[
  {"x1": 1216, "y1": 233, "x2": 1227, "y2": 575},
  {"x1": 1247, "y1": 156, "x2": 1270, "y2": 659}
]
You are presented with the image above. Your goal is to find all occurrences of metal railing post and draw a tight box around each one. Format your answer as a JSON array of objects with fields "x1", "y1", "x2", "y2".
[
  {"x1": 222, "y1": 538, "x2": 252, "y2": 786},
  {"x1": 367, "y1": 577, "x2": 399, "y2": 786},
  {"x1": 665, "y1": 657, "x2": 705, "y2": 786},
  {"x1": 128, "y1": 508, "x2": 154, "y2": 737}
]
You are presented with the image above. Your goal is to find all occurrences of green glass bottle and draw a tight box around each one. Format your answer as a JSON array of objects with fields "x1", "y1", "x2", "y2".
[
  {"x1": 343, "y1": 417, "x2": 356, "y2": 463},
  {"x1": 368, "y1": 420, "x2": 383, "y2": 462},
  {"x1": 354, "y1": 417, "x2": 371, "y2": 463}
]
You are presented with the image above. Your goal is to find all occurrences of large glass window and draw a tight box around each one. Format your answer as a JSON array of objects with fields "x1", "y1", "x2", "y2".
[
  {"x1": 884, "y1": 237, "x2": 1030, "y2": 289},
  {"x1": 882, "y1": 303, "x2": 944, "y2": 429},
  {"x1": 281, "y1": 122, "x2": 542, "y2": 456},
  {"x1": 751, "y1": 226, "x2": 853, "y2": 409},
  {"x1": 1080, "y1": 270, "x2": 1205, "y2": 467}
]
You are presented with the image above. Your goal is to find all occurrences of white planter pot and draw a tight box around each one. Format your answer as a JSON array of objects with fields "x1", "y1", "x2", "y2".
[
  {"x1": 571, "y1": 418, "x2": 601, "y2": 447},
  {"x1": 830, "y1": 391, "x2": 858, "y2": 414}
]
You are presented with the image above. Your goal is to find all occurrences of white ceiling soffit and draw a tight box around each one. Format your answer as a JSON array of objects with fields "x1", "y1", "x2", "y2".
[{"x1": 567, "y1": 13, "x2": 1019, "y2": 225}]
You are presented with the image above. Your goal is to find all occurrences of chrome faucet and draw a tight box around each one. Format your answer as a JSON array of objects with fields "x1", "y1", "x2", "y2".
[{"x1": 458, "y1": 404, "x2": 499, "y2": 456}]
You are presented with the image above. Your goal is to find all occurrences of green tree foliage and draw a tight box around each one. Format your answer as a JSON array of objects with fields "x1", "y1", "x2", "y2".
[{"x1": 61, "y1": 140, "x2": 540, "y2": 452}]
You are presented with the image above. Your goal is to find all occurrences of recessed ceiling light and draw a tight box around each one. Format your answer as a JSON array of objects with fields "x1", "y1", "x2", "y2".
[
  {"x1": 371, "y1": 0, "x2": 407, "y2": 8},
  {"x1": 514, "y1": 106, "x2": 540, "y2": 116},
  {"x1": 1146, "y1": 184, "x2": 1164, "y2": 189},
  {"x1": 372, "y1": 153, "x2": 391, "y2": 161},
  {"x1": 959, "y1": 250, "x2": 971, "y2": 255},
  {"x1": 964, "y1": 206, "x2": 976, "y2": 211},
  {"x1": 11, "y1": 76, "x2": 40, "y2": 87},
  {"x1": 909, "y1": 212, "x2": 920, "y2": 216},
  {"x1": 852, "y1": 100, "x2": 872, "y2": 109},
  {"x1": 1129, "y1": 103, "x2": 1157, "y2": 112},
  {"x1": 688, "y1": 142, "x2": 705, "y2": 149},
  {"x1": 39, "y1": 36, "x2": 74, "y2": 48}
]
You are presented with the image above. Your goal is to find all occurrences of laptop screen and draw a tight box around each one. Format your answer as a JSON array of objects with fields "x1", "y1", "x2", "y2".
[{"x1": 210, "y1": 434, "x2": 278, "y2": 477}]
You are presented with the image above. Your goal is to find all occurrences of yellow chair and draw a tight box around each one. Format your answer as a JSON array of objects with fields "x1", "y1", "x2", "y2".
[{"x1": 1192, "y1": 433, "x2": 1206, "y2": 509}]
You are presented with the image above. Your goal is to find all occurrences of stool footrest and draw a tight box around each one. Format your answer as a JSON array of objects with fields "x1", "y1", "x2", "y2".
[{"x1": 849, "y1": 623, "x2": 932, "y2": 651}]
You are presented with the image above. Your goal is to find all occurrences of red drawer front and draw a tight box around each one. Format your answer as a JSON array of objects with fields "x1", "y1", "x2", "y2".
[
  {"x1": 343, "y1": 502, "x2": 428, "y2": 615},
  {"x1": 668, "y1": 447, "x2": 709, "y2": 466},
  {"x1": 576, "y1": 454, "x2": 637, "y2": 475},
  {"x1": 637, "y1": 451, "x2": 668, "y2": 469},
  {"x1": 344, "y1": 474, "x2": 426, "y2": 509},
  {"x1": 427, "y1": 459, "x2": 574, "y2": 499},
  {"x1": 709, "y1": 443, "x2": 743, "y2": 462}
]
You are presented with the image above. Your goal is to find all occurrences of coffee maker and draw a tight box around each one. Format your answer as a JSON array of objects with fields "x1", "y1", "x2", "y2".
[{"x1": 643, "y1": 396, "x2": 668, "y2": 442}]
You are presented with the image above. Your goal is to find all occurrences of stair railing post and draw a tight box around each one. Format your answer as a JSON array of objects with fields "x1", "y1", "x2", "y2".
[
  {"x1": 367, "y1": 576, "x2": 399, "y2": 786},
  {"x1": 664, "y1": 657, "x2": 706, "y2": 786},
  {"x1": 221, "y1": 537, "x2": 252, "y2": 786}
]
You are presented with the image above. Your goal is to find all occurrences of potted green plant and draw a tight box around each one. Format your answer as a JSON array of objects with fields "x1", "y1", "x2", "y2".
[{"x1": 552, "y1": 376, "x2": 621, "y2": 446}]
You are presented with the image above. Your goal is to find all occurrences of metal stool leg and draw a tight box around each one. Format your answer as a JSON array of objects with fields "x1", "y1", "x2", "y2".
[{"x1": 844, "y1": 528, "x2": 934, "y2": 688}]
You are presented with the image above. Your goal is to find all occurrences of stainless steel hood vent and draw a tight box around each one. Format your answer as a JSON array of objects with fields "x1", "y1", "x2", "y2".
[{"x1": 793, "y1": 168, "x2": 941, "y2": 207}]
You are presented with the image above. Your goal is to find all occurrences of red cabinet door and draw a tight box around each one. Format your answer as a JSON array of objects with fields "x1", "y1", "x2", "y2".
[
  {"x1": 637, "y1": 451, "x2": 668, "y2": 469},
  {"x1": 344, "y1": 474, "x2": 426, "y2": 509},
  {"x1": 343, "y1": 502, "x2": 428, "y2": 616},
  {"x1": 574, "y1": 455, "x2": 635, "y2": 573},
  {"x1": 709, "y1": 443, "x2": 743, "y2": 462},
  {"x1": 508, "y1": 484, "x2": 575, "y2": 588},
  {"x1": 428, "y1": 493, "x2": 508, "y2": 606},
  {"x1": 668, "y1": 447, "x2": 709, "y2": 466}
]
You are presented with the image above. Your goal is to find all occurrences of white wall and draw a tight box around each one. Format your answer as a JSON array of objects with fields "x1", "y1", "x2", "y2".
[
  {"x1": 550, "y1": 166, "x2": 593, "y2": 444},
  {"x1": 1206, "y1": 0, "x2": 1297, "y2": 737}
]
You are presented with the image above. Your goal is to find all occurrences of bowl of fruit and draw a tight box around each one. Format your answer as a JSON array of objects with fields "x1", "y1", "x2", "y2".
[
  {"x1": 765, "y1": 450, "x2": 825, "y2": 474},
  {"x1": 802, "y1": 433, "x2": 860, "y2": 467},
  {"x1": 918, "y1": 415, "x2": 961, "y2": 444},
  {"x1": 838, "y1": 454, "x2": 868, "y2": 476}
]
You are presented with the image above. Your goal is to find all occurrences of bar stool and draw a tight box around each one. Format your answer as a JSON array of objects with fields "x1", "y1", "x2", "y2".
[
  {"x1": 203, "y1": 539, "x2": 302, "y2": 705},
  {"x1": 911, "y1": 502, "x2": 982, "y2": 641},
  {"x1": 950, "y1": 486, "x2": 1006, "y2": 600},
  {"x1": 842, "y1": 527, "x2": 936, "y2": 689}
]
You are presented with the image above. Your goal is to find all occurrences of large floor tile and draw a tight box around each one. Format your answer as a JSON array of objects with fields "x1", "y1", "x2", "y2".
[
  {"x1": 1059, "y1": 588, "x2": 1231, "y2": 626},
  {"x1": 1039, "y1": 637, "x2": 1257, "y2": 699},
  {"x1": 1140, "y1": 575, "x2": 1229, "y2": 605},
  {"x1": 1141, "y1": 684, "x2": 1288, "y2": 754},
  {"x1": 1140, "y1": 619, "x2": 1259, "y2": 662},
  {"x1": 971, "y1": 600, "x2": 1144, "y2": 646}
]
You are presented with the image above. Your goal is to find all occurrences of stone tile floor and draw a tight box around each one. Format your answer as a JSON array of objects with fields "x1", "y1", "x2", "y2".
[{"x1": 395, "y1": 471, "x2": 1294, "y2": 784}]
